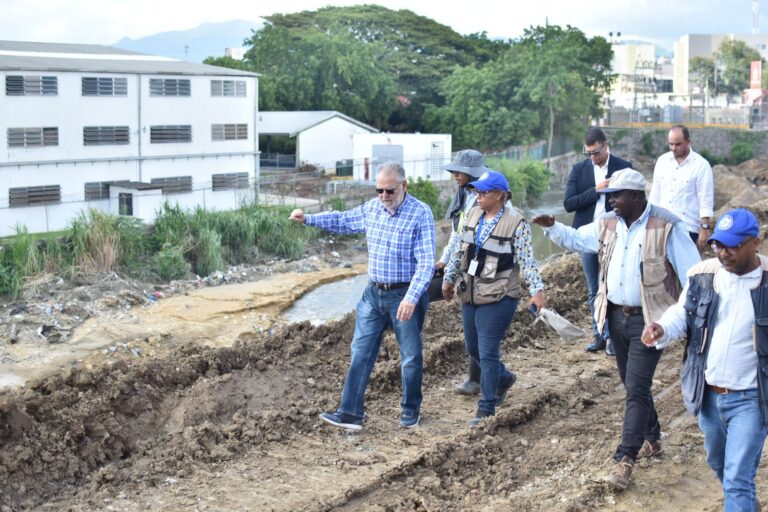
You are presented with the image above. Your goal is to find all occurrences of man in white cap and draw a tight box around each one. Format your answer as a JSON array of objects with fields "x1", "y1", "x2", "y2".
[
  {"x1": 532, "y1": 169, "x2": 700, "y2": 490},
  {"x1": 436, "y1": 149, "x2": 491, "y2": 395},
  {"x1": 642, "y1": 208, "x2": 768, "y2": 511}
]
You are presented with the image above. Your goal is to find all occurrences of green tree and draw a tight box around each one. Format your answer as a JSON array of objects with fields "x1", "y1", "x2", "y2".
[
  {"x1": 231, "y1": 24, "x2": 397, "y2": 126},
  {"x1": 718, "y1": 39, "x2": 764, "y2": 104},
  {"x1": 426, "y1": 24, "x2": 612, "y2": 152},
  {"x1": 690, "y1": 56, "x2": 716, "y2": 96}
]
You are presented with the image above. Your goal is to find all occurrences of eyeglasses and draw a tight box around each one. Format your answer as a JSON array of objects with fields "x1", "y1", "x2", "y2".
[
  {"x1": 582, "y1": 144, "x2": 605, "y2": 157},
  {"x1": 710, "y1": 240, "x2": 748, "y2": 254},
  {"x1": 476, "y1": 190, "x2": 497, "y2": 197},
  {"x1": 375, "y1": 186, "x2": 399, "y2": 195}
]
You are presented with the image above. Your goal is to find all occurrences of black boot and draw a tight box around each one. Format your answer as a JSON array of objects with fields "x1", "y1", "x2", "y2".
[
  {"x1": 584, "y1": 336, "x2": 606, "y2": 352},
  {"x1": 454, "y1": 356, "x2": 481, "y2": 395},
  {"x1": 605, "y1": 338, "x2": 615, "y2": 356}
]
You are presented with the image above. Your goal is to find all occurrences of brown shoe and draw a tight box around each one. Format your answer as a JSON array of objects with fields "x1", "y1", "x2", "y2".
[
  {"x1": 636, "y1": 439, "x2": 662, "y2": 459},
  {"x1": 606, "y1": 456, "x2": 634, "y2": 490}
]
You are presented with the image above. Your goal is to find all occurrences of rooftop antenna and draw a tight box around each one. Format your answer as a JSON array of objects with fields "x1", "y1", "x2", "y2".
[{"x1": 754, "y1": 0, "x2": 760, "y2": 34}]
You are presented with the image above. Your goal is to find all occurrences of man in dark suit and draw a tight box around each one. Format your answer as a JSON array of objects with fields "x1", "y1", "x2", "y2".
[{"x1": 563, "y1": 127, "x2": 632, "y2": 356}]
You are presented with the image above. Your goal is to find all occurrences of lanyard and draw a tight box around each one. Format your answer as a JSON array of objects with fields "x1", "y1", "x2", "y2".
[{"x1": 475, "y1": 208, "x2": 504, "y2": 249}]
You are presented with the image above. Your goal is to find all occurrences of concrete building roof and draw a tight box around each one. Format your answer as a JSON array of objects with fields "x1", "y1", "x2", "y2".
[
  {"x1": 0, "y1": 40, "x2": 258, "y2": 77},
  {"x1": 258, "y1": 111, "x2": 379, "y2": 137}
]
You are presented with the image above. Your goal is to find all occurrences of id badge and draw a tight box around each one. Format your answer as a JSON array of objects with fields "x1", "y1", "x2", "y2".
[{"x1": 467, "y1": 258, "x2": 479, "y2": 276}]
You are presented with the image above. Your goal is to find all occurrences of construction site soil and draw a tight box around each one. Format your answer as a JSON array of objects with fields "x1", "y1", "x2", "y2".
[{"x1": 3, "y1": 160, "x2": 768, "y2": 511}]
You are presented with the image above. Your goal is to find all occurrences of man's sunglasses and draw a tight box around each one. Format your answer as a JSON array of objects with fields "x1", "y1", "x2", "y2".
[
  {"x1": 582, "y1": 144, "x2": 605, "y2": 157},
  {"x1": 376, "y1": 186, "x2": 399, "y2": 195}
]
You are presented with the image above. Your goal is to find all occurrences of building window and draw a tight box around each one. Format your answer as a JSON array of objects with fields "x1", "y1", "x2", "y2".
[
  {"x1": 212, "y1": 172, "x2": 249, "y2": 191},
  {"x1": 82, "y1": 77, "x2": 128, "y2": 96},
  {"x1": 9, "y1": 185, "x2": 61, "y2": 207},
  {"x1": 151, "y1": 176, "x2": 193, "y2": 194},
  {"x1": 84, "y1": 182, "x2": 111, "y2": 200},
  {"x1": 149, "y1": 78, "x2": 191, "y2": 96},
  {"x1": 6, "y1": 75, "x2": 58, "y2": 96},
  {"x1": 118, "y1": 193, "x2": 133, "y2": 216},
  {"x1": 83, "y1": 126, "x2": 130, "y2": 146},
  {"x1": 212, "y1": 123, "x2": 248, "y2": 141},
  {"x1": 7, "y1": 127, "x2": 59, "y2": 148},
  {"x1": 149, "y1": 125, "x2": 192, "y2": 143},
  {"x1": 211, "y1": 80, "x2": 246, "y2": 97}
]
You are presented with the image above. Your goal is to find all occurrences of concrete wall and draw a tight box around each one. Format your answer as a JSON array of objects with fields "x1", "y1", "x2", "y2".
[{"x1": 603, "y1": 126, "x2": 768, "y2": 164}]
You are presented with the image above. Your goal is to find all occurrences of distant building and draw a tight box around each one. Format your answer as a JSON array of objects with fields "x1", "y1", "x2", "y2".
[
  {"x1": 0, "y1": 40, "x2": 259, "y2": 236},
  {"x1": 224, "y1": 47, "x2": 246, "y2": 60},
  {"x1": 258, "y1": 111, "x2": 379, "y2": 172},
  {"x1": 608, "y1": 42, "x2": 673, "y2": 110},
  {"x1": 674, "y1": 33, "x2": 768, "y2": 96}
]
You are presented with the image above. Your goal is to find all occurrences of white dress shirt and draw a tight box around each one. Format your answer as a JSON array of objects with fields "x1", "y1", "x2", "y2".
[
  {"x1": 543, "y1": 203, "x2": 699, "y2": 307},
  {"x1": 655, "y1": 262, "x2": 762, "y2": 390},
  {"x1": 592, "y1": 154, "x2": 610, "y2": 223},
  {"x1": 648, "y1": 149, "x2": 714, "y2": 234}
]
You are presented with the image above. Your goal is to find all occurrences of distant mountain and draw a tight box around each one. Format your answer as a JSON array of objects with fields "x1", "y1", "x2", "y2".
[
  {"x1": 112, "y1": 19, "x2": 264, "y2": 62},
  {"x1": 620, "y1": 39, "x2": 673, "y2": 59}
]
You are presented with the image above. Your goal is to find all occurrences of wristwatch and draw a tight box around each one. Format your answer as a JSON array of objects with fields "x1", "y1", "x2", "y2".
[{"x1": 700, "y1": 223, "x2": 711, "y2": 230}]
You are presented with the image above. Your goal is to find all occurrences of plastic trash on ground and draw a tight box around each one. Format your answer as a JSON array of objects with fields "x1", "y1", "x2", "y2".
[{"x1": 533, "y1": 308, "x2": 587, "y2": 343}]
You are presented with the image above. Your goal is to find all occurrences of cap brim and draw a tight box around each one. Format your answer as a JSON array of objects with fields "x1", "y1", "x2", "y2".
[
  {"x1": 707, "y1": 231, "x2": 757, "y2": 246},
  {"x1": 598, "y1": 186, "x2": 644, "y2": 194},
  {"x1": 439, "y1": 164, "x2": 490, "y2": 179},
  {"x1": 469, "y1": 183, "x2": 508, "y2": 192}
]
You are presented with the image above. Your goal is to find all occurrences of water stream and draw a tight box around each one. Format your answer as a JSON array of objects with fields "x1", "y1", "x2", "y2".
[{"x1": 282, "y1": 188, "x2": 574, "y2": 325}]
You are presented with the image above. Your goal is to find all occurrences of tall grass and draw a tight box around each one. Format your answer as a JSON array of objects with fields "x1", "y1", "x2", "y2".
[{"x1": 0, "y1": 203, "x2": 321, "y2": 297}]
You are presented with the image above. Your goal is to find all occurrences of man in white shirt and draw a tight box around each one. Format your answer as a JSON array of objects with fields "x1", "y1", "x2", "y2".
[
  {"x1": 648, "y1": 125, "x2": 714, "y2": 251},
  {"x1": 533, "y1": 169, "x2": 700, "y2": 490},
  {"x1": 642, "y1": 208, "x2": 768, "y2": 512}
]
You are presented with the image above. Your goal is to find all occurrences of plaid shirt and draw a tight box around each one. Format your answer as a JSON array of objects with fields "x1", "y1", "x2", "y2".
[{"x1": 306, "y1": 194, "x2": 436, "y2": 304}]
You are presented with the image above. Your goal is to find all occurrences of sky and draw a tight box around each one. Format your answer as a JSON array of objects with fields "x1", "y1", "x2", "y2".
[{"x1": 0, "y1": 0, "x2": 763, "y2": 51}]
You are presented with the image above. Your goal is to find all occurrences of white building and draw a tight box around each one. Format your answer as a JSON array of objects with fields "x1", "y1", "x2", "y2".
[
  {"x1": 674, "y1": 33, "x2": 768, "y2": 96},
  {"x1": 351, "y1": 133, "x2": 452, "y2": 182},
  {"x1": 608, "y1": 42, "x2": 673, "y2": 109},
  {"x1": 258, "y1": 111, "x2": 378, "y2": 173},
  {"x1": 0, "y1": 40, "x2": 259, "y2": 236}
]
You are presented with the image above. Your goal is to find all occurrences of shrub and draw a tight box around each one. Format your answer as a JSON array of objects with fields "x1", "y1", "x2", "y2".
[
  {"x1": 191, "y1": 227, "x2": 224, "y2": 277},
  {"x1": 327, "y1": 196, "x2": 347, "y2": 211},
  {"x1": 407, "y1": 177, "x2": 446, "y2": 218},
  {"x1": 485, "y1": 158, "x2": 551, "y2": 207},
  {"x1": 699, "y1": 148, "x2": 725, "y2": 166},
  {"x1": 640, "y1": 132, "x2": 654, "y2": 156},
  {"x1": 730, "y1": 141, "x2": 755, "y2": 165},
  {"x1": 153, "y1": 244, "x2": 191, "y2": 280}
]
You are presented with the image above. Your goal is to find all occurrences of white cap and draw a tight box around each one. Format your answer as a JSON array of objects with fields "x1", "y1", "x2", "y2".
[{"x1": 599, "y1": 168, "x2": 646, "y2": 194}]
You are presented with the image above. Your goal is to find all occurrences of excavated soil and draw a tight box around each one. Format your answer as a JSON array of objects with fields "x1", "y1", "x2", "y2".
[
  {"x1": 4, "y1": 164, "x2": 768, "y2": 511},
  {"x1": 1, "y1": 254, "x2": 766, "y2": 512}
]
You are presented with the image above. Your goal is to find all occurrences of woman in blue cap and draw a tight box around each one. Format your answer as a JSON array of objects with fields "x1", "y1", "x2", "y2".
[{"x1": 443, "y1": 170, "x2": 547, "y2": 425}]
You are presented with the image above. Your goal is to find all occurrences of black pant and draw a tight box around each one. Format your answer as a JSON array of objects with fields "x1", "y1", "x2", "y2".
[{"x1": 608, "y1": 306, "x2": 662, "y2": 461}]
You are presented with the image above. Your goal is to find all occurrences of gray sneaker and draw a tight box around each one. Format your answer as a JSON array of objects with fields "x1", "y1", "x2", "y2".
[{"x1": 454, "y1": 379, "x2": 481, "y2": 395}]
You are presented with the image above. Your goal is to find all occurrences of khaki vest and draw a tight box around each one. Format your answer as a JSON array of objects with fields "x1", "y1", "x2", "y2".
[
  {"x1": 455, "y1": 207, "x2": 524, "y2": 305},
  {"x1": 594, "y1": 205, "x2": 682, "y2": 333}
]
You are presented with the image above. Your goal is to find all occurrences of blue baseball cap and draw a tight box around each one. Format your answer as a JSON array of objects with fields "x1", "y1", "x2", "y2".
[
  {"x1": 707, "y1": 208, "x2": 760, "y2": 247},
  {"x1": 468, "y1": 170, "x2": 509, "y2": 192}
]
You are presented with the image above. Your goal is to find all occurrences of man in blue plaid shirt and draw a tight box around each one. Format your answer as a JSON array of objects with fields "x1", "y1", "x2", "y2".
[{"x1": 289, "y1": 162, "x2": 436, "y2": 430}]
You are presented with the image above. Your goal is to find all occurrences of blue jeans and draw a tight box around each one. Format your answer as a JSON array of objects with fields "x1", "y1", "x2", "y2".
[
  {"x1": 609, "y1": 307, "x2": 662, "y2": 460},
  {"x1": 579, "y1": 251, "x2": 608, "y2": 340},
  {"x1": 461, "y1": 296, "x2": 518, "y2": 415},
  {"x1": 698, "y1": 388, "x2": 768, "y2": 512},
  {"x1": 337, "y1": 284, "x2": 429, "y2": 419}
]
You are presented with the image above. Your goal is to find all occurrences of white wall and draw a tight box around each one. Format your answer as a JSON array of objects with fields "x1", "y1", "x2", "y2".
[
  {"x1": 351, "y1": 133, "x2": 452, "y2": 182},
  {"x1": 0, "y1": 69, "x2": 258, "y2": 234},
  {"x1": 297, "y1": 117, "x2": 376, "y2": 171}
]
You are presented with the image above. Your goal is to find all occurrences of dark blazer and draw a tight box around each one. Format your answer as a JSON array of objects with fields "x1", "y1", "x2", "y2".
[{"x1": 563, "y1": 154, "x2": 633, "y2": 229}]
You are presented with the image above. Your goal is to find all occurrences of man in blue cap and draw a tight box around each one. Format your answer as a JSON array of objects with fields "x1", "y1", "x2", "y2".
[{"x1": 643, "y1": 208, "x2": 768, "y2": 511}]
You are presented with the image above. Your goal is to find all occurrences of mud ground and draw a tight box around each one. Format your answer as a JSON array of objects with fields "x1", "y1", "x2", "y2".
[
  {"x1": 2, "y1": 161, "x2": 768, "y2": 511},
  {"x1": 1, "y1": 253, "x2": 765, "y2": 512}
]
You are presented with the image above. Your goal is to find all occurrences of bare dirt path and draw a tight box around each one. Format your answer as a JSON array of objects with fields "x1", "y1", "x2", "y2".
[{"x1": 1, "y1": 254, "x2": 763, "y2": 511}]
